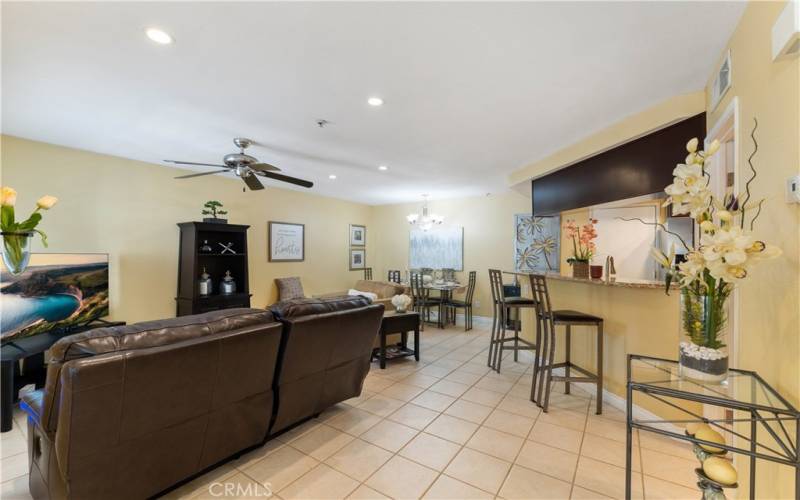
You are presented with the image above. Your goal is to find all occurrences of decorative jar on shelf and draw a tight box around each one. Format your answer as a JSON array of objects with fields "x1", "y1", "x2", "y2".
[
  {"x1": 1, "y1": 231, "x2": 33, "y2": 275},
  {"x1": 198, "y1": 268, "x2": 212, "y2": 296},
  {"x1": 678, "y1": 287, "x2": 730, "y2": 384},
  {"x1": 220, "y1": 270, "x2": 237, "y2": 295}
]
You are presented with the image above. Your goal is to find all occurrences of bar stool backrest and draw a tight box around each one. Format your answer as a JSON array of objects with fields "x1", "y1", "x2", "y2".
[
  {"x1": 387, "y1": 270, "x2": 401, "y2": 283},
  {"x1": 363, "y1": 268, "x2": 373, "y2": 280},
  {"x1": 488, "y1": 269, "x2": 504, "y2": 306},
  {"x1": 529, "y1": 274, "x2": 554, "y2": 330},
  {"x1": 464, "y1": 271, "x2": 477, "y2": 305}
]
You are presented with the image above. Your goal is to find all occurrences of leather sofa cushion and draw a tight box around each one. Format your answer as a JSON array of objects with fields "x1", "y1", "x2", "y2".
[
  {"x1": 353, "y1": 280, "x2": 404, "y2": 299},
  {"x1": 270, "y1": 295, "x2": 371, "y2": 319},
  {"x1": 50, "y1": 308, "x2": 276, "y2": 362}
]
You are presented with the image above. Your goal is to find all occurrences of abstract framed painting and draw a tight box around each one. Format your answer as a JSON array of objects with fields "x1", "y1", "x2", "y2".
[{"x1": 409, "y1": 226, "x2": 463, "y2": 271}]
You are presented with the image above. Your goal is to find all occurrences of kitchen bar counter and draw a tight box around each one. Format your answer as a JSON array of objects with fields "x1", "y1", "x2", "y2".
[
  {"x1": 503, "y1": 270, "x2": 664, "y2": 290},
  {"x1": 501, "y1": 268, "x2": 683, "y2": 421}
]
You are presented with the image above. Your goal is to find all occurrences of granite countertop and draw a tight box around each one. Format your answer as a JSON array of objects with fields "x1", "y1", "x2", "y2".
[{"x1": 503, "y1": 270, "x2": 665, "y2": 290}]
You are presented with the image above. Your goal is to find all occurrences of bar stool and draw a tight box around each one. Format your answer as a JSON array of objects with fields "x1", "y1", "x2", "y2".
[
  {"x1": 529, "y1": 274, "x2": 604, "y2": 414},
  {"x1": 487, "y1": 270, "x2": 538, "y2": 372}
]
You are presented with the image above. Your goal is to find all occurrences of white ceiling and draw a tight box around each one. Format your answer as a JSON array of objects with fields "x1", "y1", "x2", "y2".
[{"x1": 2, "y1": 2, "x2": 745, "y2": 205}]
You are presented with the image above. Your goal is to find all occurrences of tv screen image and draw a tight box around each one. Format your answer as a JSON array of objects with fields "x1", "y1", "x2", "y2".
[{"x1": 1, "y1": 253, "x2": 109, "y2": 344}]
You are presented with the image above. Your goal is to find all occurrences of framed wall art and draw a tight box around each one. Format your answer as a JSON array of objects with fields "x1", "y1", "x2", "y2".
[
  {"x1": 349, "y1": 224, "x2": 366, "y2": 246},
  {"x1": 349, "y1": 248, "x2": 366, "y2": 270},
  {"x1": 409, "y1": 226, "x2": 463, "y2": 270},
  {"x1": 268, "y1": 221, "x2": 305, "y2": 262},
  {"x1": 514, "y1": 214, "x2": 560, "y2": 272}
]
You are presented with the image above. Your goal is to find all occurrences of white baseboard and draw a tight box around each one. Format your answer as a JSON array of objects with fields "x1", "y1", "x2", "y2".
[{"x1": 571, "y1": 381, "x2": 682, "y2": 434}]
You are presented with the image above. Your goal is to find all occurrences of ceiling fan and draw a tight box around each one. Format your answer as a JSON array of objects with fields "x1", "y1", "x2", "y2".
[{"x1": 166, "y1": 138, "x2": 313, "y2": 191}]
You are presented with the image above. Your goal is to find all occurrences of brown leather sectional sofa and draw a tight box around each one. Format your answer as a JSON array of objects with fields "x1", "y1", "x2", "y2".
[{"x1": 21, "y1": 296, "x2": 383, "y2": 500}]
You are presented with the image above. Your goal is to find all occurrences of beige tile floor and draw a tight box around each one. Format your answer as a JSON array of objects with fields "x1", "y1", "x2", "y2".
[{"x1": 0, "y1": 322, "x2": 705, "y2": 500}]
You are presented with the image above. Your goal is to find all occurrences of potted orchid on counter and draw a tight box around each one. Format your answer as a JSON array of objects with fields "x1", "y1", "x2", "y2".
[
  {"x1": 651, "y1": 125, "x2": 780, "y2": 383},
  {"x1": 565, "y1": 218, "x2": 598, "y2": 279},
  {"x1": 1, "y1": 186, "x2": 58, "y2": 275}
]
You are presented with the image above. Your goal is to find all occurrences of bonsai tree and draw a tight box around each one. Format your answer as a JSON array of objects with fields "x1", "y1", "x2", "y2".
[{"x1": 202, "y1": 200, "x2": 228, "y2": 220}]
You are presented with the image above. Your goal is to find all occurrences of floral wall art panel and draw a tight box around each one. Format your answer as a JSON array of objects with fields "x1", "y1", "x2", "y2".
[{"x1": 514, "y1": 214, "x2": 560, "y2": 272}]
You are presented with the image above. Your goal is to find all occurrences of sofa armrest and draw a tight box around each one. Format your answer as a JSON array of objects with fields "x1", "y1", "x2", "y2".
[{"x1": 20, "y1": 389, "x2": 45, "y2": 428}]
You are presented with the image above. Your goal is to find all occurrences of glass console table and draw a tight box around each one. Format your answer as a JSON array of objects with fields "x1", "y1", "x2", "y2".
[{"x1": 626, "y1": 355, "x2": 799, "y2": 499}]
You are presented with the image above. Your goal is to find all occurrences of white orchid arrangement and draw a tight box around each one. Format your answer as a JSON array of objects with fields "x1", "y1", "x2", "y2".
[{"x1": 651, "y1": 123, "x2": 780, "y2": 349}]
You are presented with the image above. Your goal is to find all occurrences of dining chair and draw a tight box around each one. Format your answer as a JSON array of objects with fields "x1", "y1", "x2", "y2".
[
  {"x1": 441, "y1": 268, "x2": 456, "y2": 282},
  {"x1": 363, "y1": 267, "x2": 373, "y2": 280},
  {"x1": 445, "y1": 271, "x2": 476, "y2": 330},
  {"x1": 410, "y1": 273, "x2": 440, "y2": 330},
  {"x1": 487, "y1": 269, "x2": 538, "y2": 372},
  {"x1": 387, "y1": 270, "x2": 401, "y2": 283}
]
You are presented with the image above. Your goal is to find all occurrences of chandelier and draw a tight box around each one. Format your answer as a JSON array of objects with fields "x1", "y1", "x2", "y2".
[{"x1": 406, "y1": 195, "x2": 444, "y2": 231}]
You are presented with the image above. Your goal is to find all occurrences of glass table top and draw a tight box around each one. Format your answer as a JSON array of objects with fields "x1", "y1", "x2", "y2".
[{"x1": 629, "y1": 356, "x2": 798, "y2": 414}]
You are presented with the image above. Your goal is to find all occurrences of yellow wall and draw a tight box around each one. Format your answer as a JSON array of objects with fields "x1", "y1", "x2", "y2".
[
  {"x1": 371, "y1": 192, "x2": 531, "y2": 318},
  {"x1": 0, "y1": 135, "x2": 374, "y2": 324},
  {"x1": 509, "y1": 91, "x2": 706, "y2": 186},
  {"x1": 705, "y1": 2, "x2": 800, "y2": 497}
]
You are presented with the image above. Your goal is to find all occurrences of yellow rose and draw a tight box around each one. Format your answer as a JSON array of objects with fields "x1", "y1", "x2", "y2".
[
  {"x1": 717, "y1": 210, "x2": 732, "y2": 222},
  {"x1": 36, "y1": 195, "x2": 58, "y2": 210},
  {"x1": 1, "y1": 186, "x2": 17, "y2": 207}
]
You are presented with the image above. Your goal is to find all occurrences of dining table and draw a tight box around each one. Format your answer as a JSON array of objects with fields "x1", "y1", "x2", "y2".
[{"x1": 400, "y1": 281, "x2": 466, "y2": 327}]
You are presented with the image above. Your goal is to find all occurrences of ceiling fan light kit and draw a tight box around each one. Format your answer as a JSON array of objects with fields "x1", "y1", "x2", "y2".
[{"x1": 167, "y1": 138, "x2": 313, "y2": 191}]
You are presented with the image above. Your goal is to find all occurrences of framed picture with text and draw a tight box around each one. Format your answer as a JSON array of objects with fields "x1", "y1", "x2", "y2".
[
  {"x1": 268, "y1": 221, "x2": 305, "y2": 262},
  {"x1": 349, "y1": 248, "x2": 366, "y2": 270},
  {"x1": 349, "y1": 224, "x2": 366, "y2": 246}
]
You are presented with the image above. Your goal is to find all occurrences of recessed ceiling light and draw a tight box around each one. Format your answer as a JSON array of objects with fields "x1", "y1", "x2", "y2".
[
  {"x1": 328, "y1": 174, "x2": 337, "y2": 180},
  {"x1": 367, "y1": 97, "x2": 384, "y2": 107},
  {"x1": 378, "y1": 165, "x2": 388, "y2": 171},
  {"x1": 146, "y1": 28, "x2": 173, "y2": 45}
]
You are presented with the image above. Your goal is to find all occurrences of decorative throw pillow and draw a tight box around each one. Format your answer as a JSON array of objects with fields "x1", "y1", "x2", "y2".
[
  {"x1": 347, "y1": 289, "x2": 378, "y2": 302},
  {"x1": 275, "y1": 277, "x2": 305, "y2": 301}
]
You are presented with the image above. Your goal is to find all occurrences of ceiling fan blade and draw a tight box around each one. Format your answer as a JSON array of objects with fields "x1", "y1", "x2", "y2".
[
  {"x1": 242, "y1": 173, "x2": 265, "y2": 190},
  {"x1": 256, "y1": 171, "x2": 314, "y2": 188},
  {"x1": 165, "y1": 160, "x2": 227, "y2": 168},
  {"x1": 174, "y1": 169, "x2": 231, "y2": 179},
  {"x1": 249, "y1": 162, "x2": 281, "y2": 172}
]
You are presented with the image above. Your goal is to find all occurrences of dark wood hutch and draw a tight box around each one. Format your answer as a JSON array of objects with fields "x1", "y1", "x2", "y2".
[{"x1": 176, "y1": 222, "x2": 251, "y2": 316}]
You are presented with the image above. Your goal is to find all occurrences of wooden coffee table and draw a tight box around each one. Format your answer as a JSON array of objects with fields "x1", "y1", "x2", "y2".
[{"x1": 373, "y1": 311, "x2": 420, "y2": 369}]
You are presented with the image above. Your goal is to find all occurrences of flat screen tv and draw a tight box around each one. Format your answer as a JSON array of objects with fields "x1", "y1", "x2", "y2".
[{"x1": 1, "y1": 253, "x2": 109, "y2": 344}]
